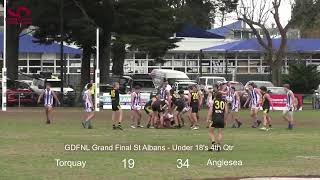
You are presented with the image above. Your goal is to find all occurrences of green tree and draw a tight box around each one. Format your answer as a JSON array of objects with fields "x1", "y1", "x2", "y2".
[
  {"x1": 1, "y1": 1, "x2": 31, "y2": 80},
  {"x1": 283, "y1": 62, "x2": 320, "y2": 94},
  {"x1": 291, "y1": 0, "x2": 320, "y2": 37},
  {"x1": 215, "y1": 0, "x2": 238, "y2": 27},
  {"x1": 30, "y1": 0, "x2": 96, "y2": 90},
  {"x1": 168, "y1": 0, "x2": 238, "y2": 28},
  {"x1": 238, "y1": 0, "x2": 293, "y2": 86},
  {"x1": 111, "y1": 0, "x2": 179, "y2": 75}
]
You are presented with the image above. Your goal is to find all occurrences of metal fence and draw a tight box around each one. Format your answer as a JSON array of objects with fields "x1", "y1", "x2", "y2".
[
  {"x1": 0, "y1": 92, "x2": 319, "y2": 110},
  {"x1": 0, "y1": 91, "x2": 79, "y2": 107}
]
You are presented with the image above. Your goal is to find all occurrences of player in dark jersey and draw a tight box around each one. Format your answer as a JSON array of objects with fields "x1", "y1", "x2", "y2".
[
  {"x1": 111, "y1": 82, "x2": 123, "y2": 130},
  {"x1": 151, "y1": 95, "x2": 169, "y2": 128},
  {"x1": 172, "y1": 90, "x2": 185, "y2": 128},
  {"x1": 145, "y1": 96, "x2": 156, "y2": 128},
  {"x1": 260, "y1": 86, "x2": 274, "y2": 131},
  {"x1": 188, "y1": 85, "x2": 202, "y2": 130},
  {"x1": 208, "y1": 92, "x2": 228, "y2": 152}
]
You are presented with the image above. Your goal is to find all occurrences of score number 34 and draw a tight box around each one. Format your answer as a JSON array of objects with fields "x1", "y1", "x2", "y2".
[{"x1": 177, "y1": 159, "x2": 189, "y2": 169}]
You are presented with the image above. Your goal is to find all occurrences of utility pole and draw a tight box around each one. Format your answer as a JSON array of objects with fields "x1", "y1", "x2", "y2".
[{"x1": 60, "y1": 0, "x2": 64, "y2": 106}]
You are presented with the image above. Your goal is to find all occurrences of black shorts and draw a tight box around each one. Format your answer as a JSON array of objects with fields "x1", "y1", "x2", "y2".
[
  {"x1": 191, "y1": 103, "x2": 199, "y2": 113},
  {"x1": 144, "y1": 107, "x2": 152, "y2": 114},
  {"x1": 176, "y1": 104, "x2": 184, "y2": 112},
  {"x1": 263, "y1": 108, "x2": 270, "y2": 114},
  {"x1": 211, "y1": 114, "x2": 225, "y2": 128},
  {"x1": 152, "y1": 104, "x2": 163, "y2": 113},
  {"x1": 112, "y1": 104, "x2": 120, "y2": 111}
]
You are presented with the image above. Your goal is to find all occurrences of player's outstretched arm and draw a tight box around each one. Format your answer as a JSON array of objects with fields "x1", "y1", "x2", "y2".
[
  {"x1": 53, "y1": 92, "x2": 61, "y2": 105},
  {"x1": 37, "y1": 91, "x2": 44, "y2": 104},
  {"x1": 267, "y1": 94, "x2": 274, "y2": 111}
]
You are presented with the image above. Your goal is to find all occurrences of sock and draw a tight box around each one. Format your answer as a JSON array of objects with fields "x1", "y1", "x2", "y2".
[
  {"x1": 212, "y1": 141, "x2": 216, "y2": 144},
  {"x1": 269, "y1": 124, "x2": 272, "y2": 128}
]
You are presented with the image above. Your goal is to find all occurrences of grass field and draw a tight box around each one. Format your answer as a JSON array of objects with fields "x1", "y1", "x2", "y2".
[{"x1": 0, "y1": 108, "x2": 320, "y2": 180}]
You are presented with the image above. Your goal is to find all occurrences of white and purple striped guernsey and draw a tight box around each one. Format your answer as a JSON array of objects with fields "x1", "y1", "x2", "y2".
[
  {"x1": 226, "y1": 86, "x2": 233, "y2": 102},
  {"x1": 160, "y1": 88, "x2": 167, "y2": 100},
  {"x1": 250, "y1": 88, "x2": 260, "y2": 107},
  {"x1": 132, "y1": 92, "x2": 141, "y2": 107},
  {"x1": 286, "y1": 90, "x2": 294, "y2": 109},
  {"x1": 84, "y1": 90, "x2": 92, "y2": 109},
  {"x1": 44, "y1": 88, "x2": 54, "y2": 107},
  {"x1": 232, "y1": 92, "x2": 239, "y2": 110}
]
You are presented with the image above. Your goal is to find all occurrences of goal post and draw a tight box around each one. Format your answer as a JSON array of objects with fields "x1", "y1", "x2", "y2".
[
  {"x1": 94, "y1": 28, "x2": 100, "y2": 112},
  {"x1": 2, "y1": 0, "x2": 7, "y2": 111}
]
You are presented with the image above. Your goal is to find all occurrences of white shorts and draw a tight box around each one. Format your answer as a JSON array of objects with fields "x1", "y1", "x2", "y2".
[
  {"x1": 85, "y1": 107, "x2": 94, "y2": 113},
  {"x1": 182, "y1": 106, "x2": 190, "y2": 113},
  {"x1": 283, "y1": 108, "x2": 294, "y2": 116},
  {"x1": 251, "y1": 104, "x2": 260, "y2": 111},
  {"x1": 44, "y1": 104, "x2": 53, "y2": 108},
  {"x1": 131, "y1": 106, "x2": 142, "y2": 111},
  {"x1": 232, "y1": 107, "x2": 239, "y2": 113}
]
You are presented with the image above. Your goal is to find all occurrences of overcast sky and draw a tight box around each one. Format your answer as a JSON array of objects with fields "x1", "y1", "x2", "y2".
[{"x1": 217, "y1": 0, "x2": 293, "y2": 28}]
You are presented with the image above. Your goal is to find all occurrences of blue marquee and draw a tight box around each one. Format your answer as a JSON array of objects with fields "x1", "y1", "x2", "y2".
[
  {"x1": 0, "y1": 32, "x2": 82, "y2": 54},
  {"x1": 202, "y1": 38, "x2": 320, "y2": 53}
]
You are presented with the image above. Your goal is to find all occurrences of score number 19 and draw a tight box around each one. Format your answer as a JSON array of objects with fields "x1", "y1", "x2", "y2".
[{"x1": 122, "y1": 159, "x2": 135, "y2": 169}]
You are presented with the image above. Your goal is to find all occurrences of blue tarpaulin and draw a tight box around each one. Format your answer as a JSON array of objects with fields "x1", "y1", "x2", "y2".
[
  {"x1": 176, "y1": 24, "x2": 225, "y2": 39},
  {"x1": 0, "y1": 32, "x2": 82, "y2": 54},
  {"x1": 202, "y1": 38, "x2": 320, "y2": 53},
  {"x1": 207, "y1": 21, "x2": 243, "y2": 38}
]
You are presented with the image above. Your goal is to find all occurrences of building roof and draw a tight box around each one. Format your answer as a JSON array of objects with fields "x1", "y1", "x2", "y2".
[
  {"x1": 0, "y1": 32, "x2": 82, "y2": 54},
  {"x1": 207, "y1": 20, "x2": 243, "y2": 38},
  {"x1": 202, "y1": 38, "x2": 320, "y2": 53},
  {"x1": 176, "y1": 24, "x2": 225, "y2": 39},
  {"x1": 170, "y1": 37, "x2": 235, "y2": 52}
]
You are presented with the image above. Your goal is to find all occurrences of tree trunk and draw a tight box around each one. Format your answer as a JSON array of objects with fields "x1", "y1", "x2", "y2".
[
  {"x1": 99, "y1": 31, "x2": 111, "y2": 84},
  {"x1": 80, "y1": 46, "x2": 92, "y2": 91},
  {"x1": 270, "y1": 60, "x2": 282, "y2": 86},
  {"x1": 111, "y1": 39, "x2": 125, "y2": 75},
  {"x1": 6, "y1": 24, "x2": 19, "y2": 80}
]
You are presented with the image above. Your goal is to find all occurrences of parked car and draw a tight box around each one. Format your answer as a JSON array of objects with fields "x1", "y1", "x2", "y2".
[
  {"x1": 46, "y1": 78, "x2": 75, "y2": 106},
  {"x1": 132, "y1": 78, "x2": 157, "y2": 97},
  {"x1": 313, "y1": 84, "x2": 320, "y2": 109},
  {"x1": 228, "y1": 81, "x2": 248, "y2": 106},
  {"x1": 267, "y1": 87, "x2": 302, "y2": 110},
  {"x1": 245, "y1": 80, "x2": 275, "y2": 88},
  {"x1": 107, "y1": 76, "x2": 133, "y2": 94},
  {"x1": 173, "y1": 81, "x2": 197, "y2": 94},
  {"x1": 150, "y1": 69, "x2": 190, "y2": 88},
  {"x1": 198, "y1": 76, "x2": 226, "y2": 90},
  {"x1": 0, "y1": 79, "x2": 37, "y2": 106},
  {"x1": 18, "y1": 80, "x2": 43, "y2": 95}
]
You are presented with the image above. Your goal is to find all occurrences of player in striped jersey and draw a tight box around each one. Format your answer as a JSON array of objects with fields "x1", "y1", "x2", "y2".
[
  {"x1": 37, "y1": 83, "x2": 60, "y2": 124},
  {"x1": 82, "y1": 83, "x2": 95, "y2": 129},
  {"x1": 230, "y1": 87, "x2": 242, "y2": 128},
  {"x1": 283, "y1": 84, "x2": 297, "y2": 130},
  {"x1": 130, "y1": 85, "x2": 143, "y2": 128},
  {"x1": 248, "y1": 83, "x2": 262, "y2": 128}
]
